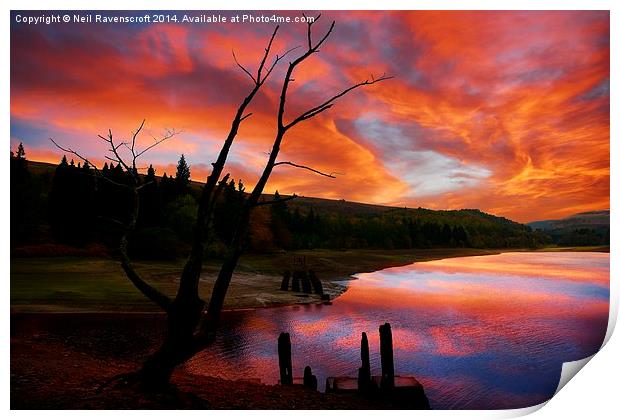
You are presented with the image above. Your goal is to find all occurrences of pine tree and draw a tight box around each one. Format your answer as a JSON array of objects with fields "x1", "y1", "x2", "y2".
[
  {"x1": 175, "y1": 154, "x2": 191, "y2": 193},
  {"x1": 146, "y1": 164, "x2": 156, "y2": 182},
  {"x1": 16, "y1": 142, "x2": 26, "y2": 160}
]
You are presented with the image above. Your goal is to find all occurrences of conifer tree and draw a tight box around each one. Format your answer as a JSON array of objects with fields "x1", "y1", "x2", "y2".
[{"x1": 175, "y1": 154, "x2": 191, "y2": 194}]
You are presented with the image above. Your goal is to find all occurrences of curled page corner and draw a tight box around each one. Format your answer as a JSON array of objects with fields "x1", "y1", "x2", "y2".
[
  {"x1": 554, "y1": 355, "x2": 595, "y2": 397},
  {"x1": 498, "y1": 355, "x2": 599, "y2": 418}
]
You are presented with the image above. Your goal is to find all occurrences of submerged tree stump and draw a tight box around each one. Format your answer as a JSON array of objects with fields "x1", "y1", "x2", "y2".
[
  {"x1": 300, "y1": 271, "x2": 312, "y2": 294},
  {"x1": 303, "y1": 366, "x2": 318, "y2": 391},
  {"x1": 278, "y1": 332, "x2": 293, "y2": 385},
  {"x1": 291, "y1": 271, "x2": 301, "y2": 292},
  {"x1": 308, "y1": 270, "x2": 324, "y2": 295},
  {"x1": 379, "y1": 323, "x2": 395, "y2": 390},
  {"x1": 280, "y1": 270, "x2": 291, "y2": 291},
  {"x1": 357, "y1": 332, "x2": 371, "y2": 392}
]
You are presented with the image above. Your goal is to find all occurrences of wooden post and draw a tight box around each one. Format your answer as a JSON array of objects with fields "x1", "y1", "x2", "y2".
[
  {"x1": 303, "y1": 366, "x2": 318, "y2": 390},
  {"x1": 278, "y1": 332, "x2": 293, "y2": 385},
  {"x1": 308, "y1": 270, "x2": 324, "y2": 295},
  {"x1": 301, "y1": 271, "x2": 312, "y2": 294},
  {"x1": 379, "y1": 323, "x2": 395, "y2": 390},
  {"x1": 280, "y1": 270, "x2": 291, "y2": 291},
  {"x1": 291, "y1": 271, "x2": 301, "y2": 292},
  {"x1": 357, "y1": 331, "x2": 371, "y2": 392}
]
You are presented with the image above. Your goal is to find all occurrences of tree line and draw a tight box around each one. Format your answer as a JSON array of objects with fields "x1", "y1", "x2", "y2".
[
  {"x1": 11, "y1": 142, "x2": 550, "y2": 257},
  {"x1": 269, "y1": 192, "x2": 549, "y2": 250}
]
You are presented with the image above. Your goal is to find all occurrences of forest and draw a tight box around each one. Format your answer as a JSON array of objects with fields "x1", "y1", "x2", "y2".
[{"x1": 11, "y1": 143, "x2": 551, "y2": 259}]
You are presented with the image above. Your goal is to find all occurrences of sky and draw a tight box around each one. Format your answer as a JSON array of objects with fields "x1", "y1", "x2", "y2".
[{"x1": 10, "y1": 10, "x2": 609, "y2": 222}]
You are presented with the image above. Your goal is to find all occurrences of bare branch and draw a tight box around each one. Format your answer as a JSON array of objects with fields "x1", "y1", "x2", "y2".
[
  {"x1": 253, "y1": 194, "x2": 298, "y2": 207},
  {"x1": 232, "y1": 25, "x2": 298, "y2": 89},
  {"x1": 135, "y1": 128, "x2": 179, "y2": 159},
  {"x1": 120, "y1": 258, "x2": 172, "y2": 311},
  {"x1": 49, "y1": 138, "x2": 129, "y2": 189},
  {"x1": 274, "y1": 161, "x2": 337, "y2": 178},
  {"x1": 104, "y1": 155, "x2": 121, "y2": 163},
  {"x1": 240, "y1": 113, "x2": 253, "y2": 122},
  {"x1": 204, "y1": 173, "x2": 231, "y2": 234},
  {"x1": 130, "y1": 119, "x2": 146, "y2": 170},
  {"x1": 98, "y1": 130, "x2": 132, "y2": 175},
  {"x1": 286, "y1": 75, "x2": 394, "y2": 129},
  {"x1": 262, "y1": 45, "x2": 302, "y2": 81},
  {"x1": 255, "y1": 25, "x2": 279, "y2": 83},
  {"x1": 136, "y1": 180, "x2": 155, "y2": 191},
  {"x1": 232, "y1": 50, "x2": 257, "y2": 84},
  {"x1": 52, "y1": 119, "x2": 176, "y2": 313}
]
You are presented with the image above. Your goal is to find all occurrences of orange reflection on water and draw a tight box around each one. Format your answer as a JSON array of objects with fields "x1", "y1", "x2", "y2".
[
  {"x1": 410, "y1": 252, "x2": 609, "y2": 285},
  {"x1": 189, "y1": 252, "x2": 609, "y2": 409}
]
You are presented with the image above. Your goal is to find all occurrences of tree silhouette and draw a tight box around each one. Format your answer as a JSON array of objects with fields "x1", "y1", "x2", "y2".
[
  {"x1": 10, "y1": 142, "x2": 31, "y2": 245},
  {"x1": 16, "y1": 142, "x2": 26, "y2": 160},
  {"x1": 175, "y1": 154, "x2": 191, "y2": 194},
  {"x1": 51, "y1": 17, "x2": 391, "y2": 390}
]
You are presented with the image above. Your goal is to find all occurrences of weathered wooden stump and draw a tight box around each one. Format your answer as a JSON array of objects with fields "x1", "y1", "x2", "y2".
[
  {"x1": 278, "y1": 332, "x2": 293, "y2": 385},
  {"x1": 280, "y1": 270, "x2": 291, "y2": 291},
  {"x1": 357, "y1": 332, "x2": 372, "y2": 392},
  {"x1": 303, "y1": 366, "x2": 318, "y2": 390},
  {"x1": 291, "y1": 271, "x2": 301, "y2": 292},
  {"x1": 379, "y1": 323, "x2": 395, "y2": 390},
  {"x1": 300, "y1": 271, "x2": 312, "y2": 294},
  {"x1": 308, "y1": 270, "x2": 324, "y2": 295},
  {"x1": 325, "y1": 377, "x2": 358, "y2": 394}
]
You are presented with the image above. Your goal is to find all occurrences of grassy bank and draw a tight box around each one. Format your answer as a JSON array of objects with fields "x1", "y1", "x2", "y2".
[{"x1": 10, "y1": 246, "x2": 607, "y2": 313}]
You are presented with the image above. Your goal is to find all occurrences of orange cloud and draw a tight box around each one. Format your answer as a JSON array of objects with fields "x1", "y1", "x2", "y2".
[{"x1": 10, "y1": 11, "x2": 609, "y2": 222}]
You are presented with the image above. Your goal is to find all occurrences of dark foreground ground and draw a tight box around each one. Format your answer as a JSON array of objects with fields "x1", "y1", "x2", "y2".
[{"x1": 11, "y1": 313, "x2": 404, "y2": 409}]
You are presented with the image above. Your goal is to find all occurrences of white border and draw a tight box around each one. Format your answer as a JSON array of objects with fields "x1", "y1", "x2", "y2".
[{"x1": 3, "y1": 1, "x2": 617, "y2": 419}]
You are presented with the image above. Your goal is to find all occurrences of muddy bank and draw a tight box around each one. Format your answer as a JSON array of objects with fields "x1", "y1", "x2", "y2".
[{"x1": 10, "y1": 312, "x2": 398, "y2": 409}]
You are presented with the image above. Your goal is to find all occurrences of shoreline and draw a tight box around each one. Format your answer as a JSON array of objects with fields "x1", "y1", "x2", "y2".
[
  {"x1": 11, "y1": 246, "x2": 609, "y2": 409},
  {"x1": 10, "y1": 246, "x2": 608, "y2": 314}
]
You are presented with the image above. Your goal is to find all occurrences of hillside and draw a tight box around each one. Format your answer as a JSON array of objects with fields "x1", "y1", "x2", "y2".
[
  {"x1": 14, "y1": 159, "x2": 549, "y2": 253},
  {"x1": 528, "y1": 210, "x2": 609, "y2": 246}
]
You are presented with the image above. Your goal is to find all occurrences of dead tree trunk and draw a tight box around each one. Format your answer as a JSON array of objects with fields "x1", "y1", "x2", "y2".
[
  {"x1": 53, "y1": 16, "x2": 391, "y2": 391},
  {"x1": 358, "y1": 331, "x2": 371, "y2": 392},
  {"x1": 303, "y1": 366, "x2": 318, "y2": 390},
  {"x1": 280, "y1": 270, "x2": 291, "y2": 291},
  {"x1": 278, "y1": 333, "x2": 293, "y2": 385},
  {"x1": 308, "y1": 270, "x2": 324, "y2": 295},
  {"x1": 300, "y1": 271, "x2": 312, "y2": 294},
  {"x1": 199, "y1": 16, "x2": 391, "y2": 343},
  {"x1": 135, "y1": 27, "x2": 293, "y2": 388},
  {"x1": 291, "y1": 270, "x2": 301, "y2": 292},
  {"x1": 379, "y1": 323, "x2": 395, "y2": 390}
]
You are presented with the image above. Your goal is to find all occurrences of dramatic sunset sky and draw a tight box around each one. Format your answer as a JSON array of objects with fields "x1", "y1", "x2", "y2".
[{"x1": 10, "y1": 11, "x2": 609, "y2": 222}]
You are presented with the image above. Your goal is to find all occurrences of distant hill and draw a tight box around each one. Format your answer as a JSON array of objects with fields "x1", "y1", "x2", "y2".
[
  {"x1": 528, "y1": 210, "x2": 609, "y2": 246},
  {"x1": 15, "y1": 160, "x2": 549, "y2": 252}
]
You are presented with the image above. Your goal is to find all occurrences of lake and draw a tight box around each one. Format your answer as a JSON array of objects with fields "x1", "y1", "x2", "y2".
[{"x1": 187, "y1": 252, "x2": 609, "y2": 409}]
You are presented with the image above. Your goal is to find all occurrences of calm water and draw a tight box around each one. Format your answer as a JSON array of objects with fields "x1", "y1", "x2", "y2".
[{"x1": 187, "y1": 252, "x2": 609, "y2": 409}]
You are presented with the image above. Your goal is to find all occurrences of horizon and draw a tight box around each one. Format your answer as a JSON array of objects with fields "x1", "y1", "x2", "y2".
[
  {"x1": 22, "y1": 157, "x2": 610, "y2": 224},
  {"x1": 10, "y1": 10, "x2": 610, "y2": 223}
]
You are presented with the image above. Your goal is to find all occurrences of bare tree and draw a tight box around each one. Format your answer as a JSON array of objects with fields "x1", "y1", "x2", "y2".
[{"x1": 52, "y1": 17, "x2": 391, "y2": 391}]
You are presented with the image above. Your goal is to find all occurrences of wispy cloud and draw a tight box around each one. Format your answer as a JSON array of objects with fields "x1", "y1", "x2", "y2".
[{"x1": 10, "y1": 10, "x2": 609, "y2": 222}]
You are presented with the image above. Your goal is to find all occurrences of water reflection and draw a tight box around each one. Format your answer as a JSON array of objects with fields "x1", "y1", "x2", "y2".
[{"x1": 187, "y1": 252, "x2": 609, "y2": 409}]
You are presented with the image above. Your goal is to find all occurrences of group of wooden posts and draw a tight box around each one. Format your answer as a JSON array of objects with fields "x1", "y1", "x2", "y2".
[
  {"x1": 277, "y1": 323, "x2": 430, "y2": 408},
  {"x1": 280, "y1": 270, "x2": 330, "y2": 300}
]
